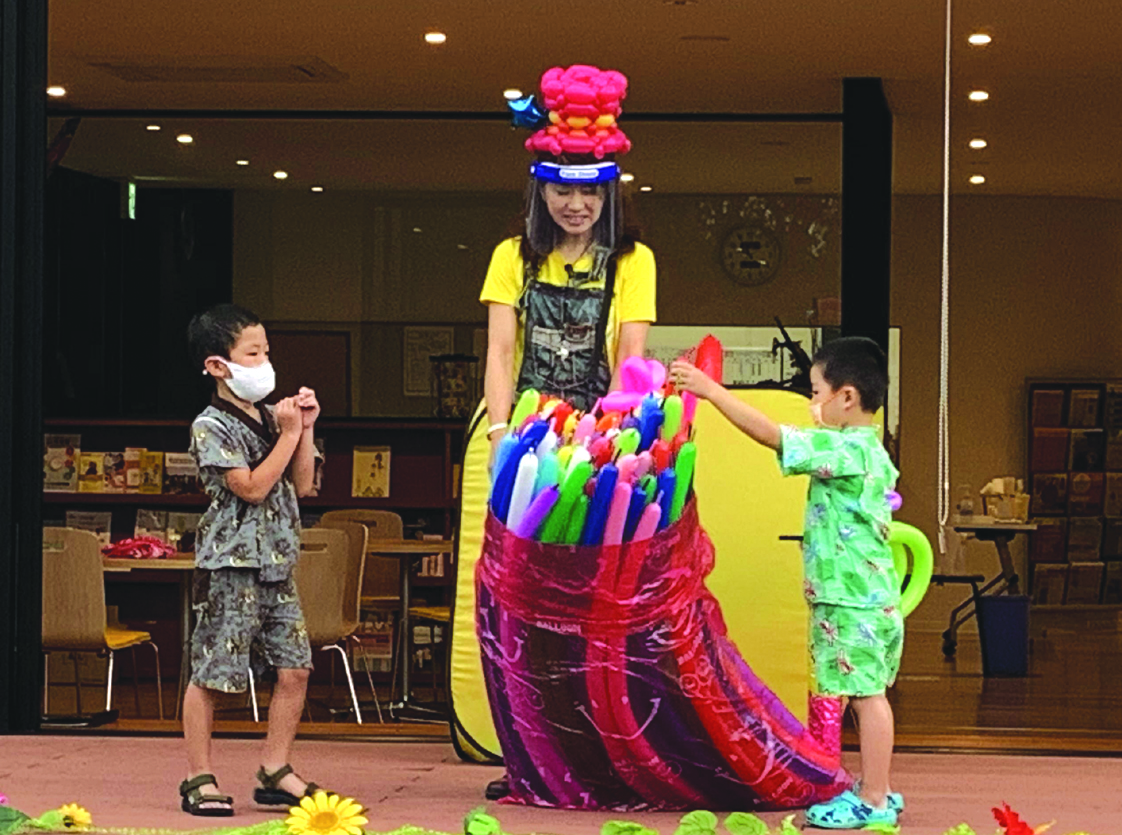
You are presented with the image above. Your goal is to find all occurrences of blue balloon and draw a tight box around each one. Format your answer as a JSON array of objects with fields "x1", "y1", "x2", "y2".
[{"x1": 507, "y1": 95, "x2": 549, "y2": 130}]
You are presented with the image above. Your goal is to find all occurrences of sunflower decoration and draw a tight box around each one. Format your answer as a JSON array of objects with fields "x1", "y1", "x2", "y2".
[
  {"x1": 286, "y1": 791, "x2": 367, "y2": 835},
  {"x1": 58, "y1": 804, "x2": 93, "y2": 830}
]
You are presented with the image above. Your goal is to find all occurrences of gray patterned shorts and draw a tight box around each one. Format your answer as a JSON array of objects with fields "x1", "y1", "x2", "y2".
[{"x1": 190, "y1": 569, "x2": 313, "y2": 693}]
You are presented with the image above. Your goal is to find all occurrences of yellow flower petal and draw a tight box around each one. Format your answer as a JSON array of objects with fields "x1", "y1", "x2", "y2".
[
  {"x1": 336, "y1": 800, "x2": 363, "y2": 818},
  {"x1": 300, "y1": 795, "x2": 319, "y2": 814}
]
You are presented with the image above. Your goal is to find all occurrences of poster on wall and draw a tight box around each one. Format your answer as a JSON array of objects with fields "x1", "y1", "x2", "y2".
[{"x1": 403, "y1": 326, "x2": 454, "y2": 397}]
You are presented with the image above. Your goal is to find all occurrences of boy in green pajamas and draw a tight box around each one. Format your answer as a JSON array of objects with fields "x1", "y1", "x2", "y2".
[{"x1": 671, "y1": 337, "x2": 903, "y2": 829}]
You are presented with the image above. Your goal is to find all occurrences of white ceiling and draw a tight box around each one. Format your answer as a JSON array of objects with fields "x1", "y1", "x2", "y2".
[{"x1": 46, "y1": 0, "x2": 1122, "y2": 197}]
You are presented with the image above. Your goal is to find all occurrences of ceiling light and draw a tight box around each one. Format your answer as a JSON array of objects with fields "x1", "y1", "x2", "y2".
[
  {"x1": 236, "y1": 159, "x2": 250, "y2": 166},
  {"x1": 620, "y1": 173, "x2": 635, "y2": 183},
  {"x1": 273, "y1": 170, "x2": 288, "y2": 180},
  {"x1": 146, "y1": 124, "x2": 161, "y2": 132},
  {"x1": 456, "y1": 244, "x2": 469, "y2": 250},
  {"x1": 968, "y1": 33, "x2": 992, "y2": 46},
  {"x1": 176, "y1": 133, "x2": 194, "y2": 144},
  {"x1": 639, "y1": 185, "x2": 653, "y2": 192},
  {"x1": 311, "y1": 186, "x2": 324, "y2": 193},
  {"x1": 424, "y1": 31, "x2": 447, "y2": 44},
  {"x1": 969, "y1": 139, "x2": 988, "y2": 149},
  {"x1": 412, "y1": 227, "x2": 423, "y2": 233},
  {"x1": 503, "y1": 88, "x2": 523, "y2": 100},
  {"x1": 968, "y1": 90, "x2": 989, "y2": 102},
  {"x1": 969, "y1": 175, "x2": 986, "y2": 185},
  {"x1": 46, "y1": 86, "x2": 66, "y2": 98}
]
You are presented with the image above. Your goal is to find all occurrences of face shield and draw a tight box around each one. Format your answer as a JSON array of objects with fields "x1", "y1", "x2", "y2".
[{"x1": 525, "y1": 162, "x2": 623, "y2": 256}]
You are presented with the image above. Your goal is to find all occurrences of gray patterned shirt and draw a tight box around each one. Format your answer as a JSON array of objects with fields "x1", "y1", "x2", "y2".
[{"x1": 189, "y1": 397, "x2": 302, "y2": 582}]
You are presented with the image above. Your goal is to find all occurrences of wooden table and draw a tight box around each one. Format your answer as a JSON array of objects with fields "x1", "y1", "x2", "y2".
[
  {"x1": 103, "y1": 557, "x2": 195, "y2": 716},
  {"x1": 366, "y1": 540, "x2": 453, "y2": 720},
  {"x1": 939, "y1": 522, "x2": 1037, "y2": 658}
]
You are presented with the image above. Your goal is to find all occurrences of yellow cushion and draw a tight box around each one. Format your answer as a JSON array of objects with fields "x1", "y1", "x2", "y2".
[
  {"x1": 104, "y1": 627, "x2": 152, "y2": 651},
  {"x1": 360, "y1": 595, "x2": 400, "y2": 610},
  {"x1": 408, "y1": 606, "x2": 451, "y2": 623}
]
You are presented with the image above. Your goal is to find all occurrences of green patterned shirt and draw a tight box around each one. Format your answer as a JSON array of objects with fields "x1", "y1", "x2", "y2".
[{"x1": 778, "y1": 425, "x2": 900, "y2": 609}]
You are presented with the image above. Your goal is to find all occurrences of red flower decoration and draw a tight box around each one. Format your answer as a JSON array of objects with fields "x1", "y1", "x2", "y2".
[{"x1": 993, "y1": 803, "x2": 1033, "y2": 835}]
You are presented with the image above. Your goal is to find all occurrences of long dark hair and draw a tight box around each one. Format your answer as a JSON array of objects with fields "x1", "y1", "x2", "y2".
[{"x1": 511, "y1": 154, "x2": 643, "y2": 274}]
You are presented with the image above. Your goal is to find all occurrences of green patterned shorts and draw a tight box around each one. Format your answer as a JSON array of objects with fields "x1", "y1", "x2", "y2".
[
  {"x1": 190, "y1": 568, "x2": 312, "y2": 693},
  {"x1": 809, "y1": 602, "x2": 904, "y2": 697}
]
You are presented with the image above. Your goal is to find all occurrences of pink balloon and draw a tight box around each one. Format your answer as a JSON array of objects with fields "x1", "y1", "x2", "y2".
[
  {"x1": 620, "y1": 355, "x2": 651, "y2": 393},
  {"x1": 601, "y1": 390, "x2": 642, "y2": 413},
  {"x1": 616, "y1": 453, "x2": 639, "y2": 484},
  {"x1": 602, "y1": 482, "x2": 632, "y2": 546},
  {"x1": 631, "y1": 502, "x2": 662, "y2": 542},
  {"x1": 647, "y1": 360, "x2": 667, "y2": 391},
  {"x1": 574, "y1": 413, "x2": 597, "y2": 444},
  {"x1": 682, "y1": 391, "x2": 698, "y2": 425}
]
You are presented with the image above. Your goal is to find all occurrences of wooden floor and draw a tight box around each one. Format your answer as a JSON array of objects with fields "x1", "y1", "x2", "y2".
[{"x1": 42, "y1": 627, "x2": 1122, "y2": 754}]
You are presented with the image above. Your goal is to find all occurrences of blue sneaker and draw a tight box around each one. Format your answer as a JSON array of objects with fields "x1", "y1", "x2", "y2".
[
  {"x1": 853, "y1": 779, "x2": 905, "y2": 813},
  {"x1": 806, "y1": 790, "x2": 898, "y2": 829}
]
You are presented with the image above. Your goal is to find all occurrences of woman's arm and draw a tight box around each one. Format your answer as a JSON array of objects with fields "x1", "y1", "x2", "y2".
[
  {"x1": 484, "y1": 303, "x2": 518, "y2": 455},
  {"x1": 611, "y1": 321, "x2": 650, "y2": 391}
]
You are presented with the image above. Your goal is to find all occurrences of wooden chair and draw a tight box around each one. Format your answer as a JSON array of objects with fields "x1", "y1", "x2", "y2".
[{"x1": 42, "y1": 527, "x2": 164, "y2": 720}]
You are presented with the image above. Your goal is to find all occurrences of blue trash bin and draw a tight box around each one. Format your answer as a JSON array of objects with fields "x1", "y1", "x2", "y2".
[{"x1": 976, "y1": 594, "x2": 1030, "y2": 676}]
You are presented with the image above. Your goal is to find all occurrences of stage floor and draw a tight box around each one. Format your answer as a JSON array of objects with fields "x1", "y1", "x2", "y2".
[{"x1": 1, "y1": 736, "x2": 1120, "y2": 835}]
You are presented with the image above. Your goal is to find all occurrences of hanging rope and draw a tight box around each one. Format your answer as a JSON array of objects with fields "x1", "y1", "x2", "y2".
[{"x1": 936, "y1": 0, "x2": 953, "y2": 553}]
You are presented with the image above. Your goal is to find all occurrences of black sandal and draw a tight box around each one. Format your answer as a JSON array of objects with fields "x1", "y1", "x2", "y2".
[
  {"x1": 253, "y1": 764, "x2": 322, "y2": 808},
  {"x1": 179, "y1": 774, "x2": 235, "y2": 817}
]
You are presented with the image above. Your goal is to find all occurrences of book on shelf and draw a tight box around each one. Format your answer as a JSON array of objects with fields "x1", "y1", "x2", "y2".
[
  {"x1": 78, "y1": 452, "x2": 105, "y2": 493},
  {"x1": 1106, "y1": 472, "x2": 1122, "y2": 518},
  {"x1": 1029, "y1": 518, "x2": 1067, "y2": 564},
  {"x1": 103, "y1": 452, "x2": 127, "y2": 493},
  {"x1": 138, "y1": 451, "x2": 164, "y2": 494},
  {"x1": 1031, "y1": 563, "x2": 1068, "y2": 605},
  {"x1": 1103, "y1": 520, "x2": 1122, "y2": 559},
  {"x1": 124, "y1": 448, "x2": 144, "y2": 493},
  {"x1": 166, "y1": 511, "x2": 202, "y2": 553},
  {"x1": 134, "y1": 509, "x2": 169, "y2": 542},
  {"x1": 352, "y1": 446, "x2": 391, "y2": 498},
  {"x1": 65, "y1": 510, "x2": 112, "y2": 546},
  {"x1": 43, "y1": 433, "x2": 81, "y2": 493},
  {"x1": 1030, "y1": 473, "x2": 1067, "y2": 515},
  {"x1": 1030, "y1": 428, "x2": 1070, "y2": 473},
  {"x1": 1067, "y1": 516, "x2": 1104, "y2": 562},
  {"x1": 1030, "y1": 389, "x2": 1066, "y2": 428},
  {"x1": 1103, "y1": 561, "x2": 1122, "y2": 605},
  {"x1": 164, "y1": 453, "x2": 200, "y2": 495},
  {"x1": 1065, "y1": 562, "x2": 1105, "y2": 604},
  {"x1": 1067, "y1": 388, "x2": 1102, "y2": 428},
  {"x1": 1067, "y1": 472, "x2": 1105, "y2": 516},
  {"x1": 1068, "y1": 428, "x2": 1105, "y2": 471},
  {"x1": 1105, "y1": 384, "x2": 1122, "y2": 468}
]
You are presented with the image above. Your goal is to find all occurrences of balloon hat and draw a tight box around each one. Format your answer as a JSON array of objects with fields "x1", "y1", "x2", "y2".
[{"x1": 507, "y1": 65, "x2": 632, "y2": 184}]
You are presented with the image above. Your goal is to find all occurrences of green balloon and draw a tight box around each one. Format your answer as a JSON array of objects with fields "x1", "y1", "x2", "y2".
[
  {"x1": 509, "y1": 389, "x2": 540, "y2": 432},
  {"x1": 671, "y1": 441, "x2": 697, "y2": 523},
  {"x1": 889, "y1": 521, "x2": 934, "y2": 617},
  {"x1": 662, "y1": 395, "x2": 684, "y2": 441},
  {"x1": 564, "y1": 494, "x2": 590, "y2": 545},
  {"x1": 541, "y1": 460, "x2": 592, "y2": 543},
  {"x1": 617, "y1": 427, "x2": 640, "y2": 457}
]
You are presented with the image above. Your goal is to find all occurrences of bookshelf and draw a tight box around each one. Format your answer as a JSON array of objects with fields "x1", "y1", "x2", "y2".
[{"x1": 1026, "y1": 379, "x2": 1122, "y2": 606}]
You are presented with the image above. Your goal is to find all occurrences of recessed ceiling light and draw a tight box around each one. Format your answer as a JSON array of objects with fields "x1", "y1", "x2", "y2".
[
  {"x1": 424, "y1": 31, "x2": 447, "y2": 44},
  {"x1": 236, "y1": 159, "x2": 250, "y2": 166},
  {"x1": 968, "y1": 33, "x2": 992, "y2": 46},
  {"x1": 46, "y1": 86, "x2": 67, "y2": 98},
  {"x1": 311, "y1": 186, "x2": 324, "y2": 193},
  {"x1": 969, "y1": 139, "x2": 988, "y2": 149},
  {"x1": 503, "y1": 88, "x2": 523, "y2": 100},
  {"x1": 969, "y1": 175, "x2": 986, "y2": 185},
  {"x1": 968, "y1": 90, "x2": 990, "y2": 102},
  {"x1": 273, "y1": 170, "x2": 288, "y2": 180},
  {"x1": 620, "y1": 173, "x2": 635, "y2": 183},
  {"x1": 146, "y1": 124, "x2": 161, "y2": 132},
  {"x1": 412, "y1": 227, "x2": 423, "y2": 233},
  {"x1": 639, "y1": 185, "x2": 653, "y2": 192},
  {"x1": 176, "y1": 133, "x2": 194, "y2": 144},
  {"x1": 456, "y1": 244, "x2": 469, "y2": 250}
]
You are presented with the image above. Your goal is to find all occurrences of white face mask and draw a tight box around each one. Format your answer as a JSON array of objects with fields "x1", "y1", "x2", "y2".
[{"x1": 207, "y1": 357, "x2": 276, "y2": 403}]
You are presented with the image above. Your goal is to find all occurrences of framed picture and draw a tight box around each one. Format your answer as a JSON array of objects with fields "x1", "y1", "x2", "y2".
[{"x1": 403, "y1": 326, "x2": 454, "y2": 397}]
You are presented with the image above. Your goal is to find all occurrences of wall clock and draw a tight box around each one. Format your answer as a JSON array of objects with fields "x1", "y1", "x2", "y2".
[{"x1": 720, "y1": 226, "x2": 783, "y2": 287}]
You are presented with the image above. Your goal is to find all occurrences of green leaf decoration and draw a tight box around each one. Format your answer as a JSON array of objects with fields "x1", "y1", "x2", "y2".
[
  {"x1": 674, "y1": 811, "x2": 717, "y2": 835},
  {"x1": 0, "y1": 807, "x2": 30, "y2": 835},
  {"x1": 778, "y1": 815, "x2": 799, "y2": 835},
  {"x1": 601, "y1": 821, "x2": 659, "y2": 835},
  {"x1": 939, "y1": 827, "x2": 976, "y2": 835},
  {"x1": 861, "y1": 823, "x2": 899, "y2": 835},
  {"x1": 463, "y1": 808, "x2": 502, "y2": 835},
  {"x1": 723, "y1": 813, "x2": 768, "y2": 835}
]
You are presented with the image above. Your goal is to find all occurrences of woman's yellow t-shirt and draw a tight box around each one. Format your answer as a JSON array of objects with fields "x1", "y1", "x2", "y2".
[{"x1": 479, "y1": 237, "x2": 657, "y2": 382}]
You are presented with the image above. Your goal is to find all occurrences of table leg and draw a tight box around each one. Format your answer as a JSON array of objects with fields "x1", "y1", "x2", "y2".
[
  {"x1": 399, "y1": 557, "x2": 412, "y2": 707},
  {"x1": 994, "y1": 536, "x2": 1021, "y2": 595}
]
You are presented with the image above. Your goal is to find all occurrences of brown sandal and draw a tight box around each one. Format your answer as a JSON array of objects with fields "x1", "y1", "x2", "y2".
[
  {"x1": 180, "y1": 773, "x2": 234, "y2": 817},
  {"x1": 253, "y1": 764, "x2": 322, "y2": 808}
]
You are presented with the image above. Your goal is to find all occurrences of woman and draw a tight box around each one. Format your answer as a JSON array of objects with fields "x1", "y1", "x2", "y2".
[{"x1": 479, "y1": 65, "x2": 656, "y2": 461}]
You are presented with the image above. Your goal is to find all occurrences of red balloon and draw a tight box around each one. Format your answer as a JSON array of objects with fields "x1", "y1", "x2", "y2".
[{"x1": 695, "y1": 335, "x2": 723, "y2": 384}]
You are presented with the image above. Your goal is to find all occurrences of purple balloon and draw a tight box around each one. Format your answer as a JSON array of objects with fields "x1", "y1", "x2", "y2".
[
  {"x1": 515, "y1": 485, "x2": 560, "y2": 539},
  {"x1": 886, "y1": 490, "x2": 903, "y2": 511}
]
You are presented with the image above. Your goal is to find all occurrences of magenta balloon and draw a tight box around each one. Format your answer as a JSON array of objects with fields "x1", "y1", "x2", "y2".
[
  {"x1": 619, "y1": 355, "x2": 651, "y2": 393},
  {"x1": 602, "y1": 391, "x2": 642, "y2": 412},
  {"x1": 647, "y1": 360, "x2": 667, "y2": 391},
  {"x1": 681, "y1": 391, "x2": 698, "y2": 425}
]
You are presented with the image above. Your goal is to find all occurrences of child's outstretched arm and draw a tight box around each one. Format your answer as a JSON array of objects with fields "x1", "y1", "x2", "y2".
[{"x1": 670, "y1": 360, "x2": 781, "y2": 450}]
